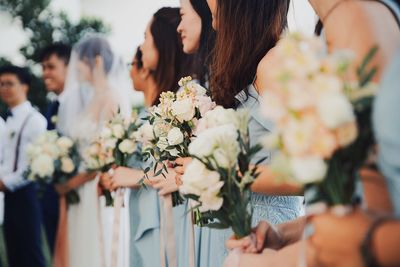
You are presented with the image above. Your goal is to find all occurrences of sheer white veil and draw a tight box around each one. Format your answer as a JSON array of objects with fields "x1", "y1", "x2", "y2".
[{"x1": 57, "y1": 35, "x2": 133, "y2": 139}]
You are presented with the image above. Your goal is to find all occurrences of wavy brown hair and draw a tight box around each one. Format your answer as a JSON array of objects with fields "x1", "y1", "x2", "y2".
[{"x1": 210, "y1": 0, "x2": 290, "y2": 108}]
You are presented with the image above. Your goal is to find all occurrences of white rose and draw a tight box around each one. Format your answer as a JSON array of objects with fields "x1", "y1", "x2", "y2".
[
  {"x1": 61, "y1": 157, "x2": 75, "y2": 173},
  {"x1": 167, "y1": 127, "x2": 184, "y2": 146},
  {"x1": 290, "y1": 156, "x2": 327, "y2": 184},
  {"x1": 31, "y1": 154, "x2": 55, "y2": 178},
  {"x1": 104, "y1": 138, "x2": 118, "y2": 150},
  {"x1": 317, "y1": 92, "x2": 355, "y2": 129},
  {"x1": 112, "y1": 124, "x2": 125, "y2": 139},
  {"x1": 171, "y1": 98, "x2": 196, "y2": 122},
  {"x1": 139, "y1": 122, "x2": 154, "y2": 142},
  {"x1": 57, "y1": 136, "x2": 74, "y2": 153},
  {"x1": 100, "y1": 127, "x2": 113, "y2": 139},
  {"x1": 118, "y1": 139, "x2": 136, "y2": 154},
  {"x1": 26, "y1": 144, "x2": 42, "y2": 158},
  {"x1": 88, "y1": 143, "x2": 101, "y2": 155},
  {"x1": 42, "y1": 143, "x2": 60, "y2": 158}
]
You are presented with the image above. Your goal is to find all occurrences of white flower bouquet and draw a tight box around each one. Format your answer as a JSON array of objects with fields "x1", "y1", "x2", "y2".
[
  {"x1": 25, "y1": 130, "x2": 80, "y2": 204},
  {"x1": 83, "y1": 109, "x2": 142, "y2": 205},
  {"x1": 261, "y1": 32, "x2": 377, "y2": 206},
  {"x1": 180, "y1": 108, "x2": 265, "y2": 238},
  {"x1": 144, "y1": 76, "x2": 216, "y2": 206}
]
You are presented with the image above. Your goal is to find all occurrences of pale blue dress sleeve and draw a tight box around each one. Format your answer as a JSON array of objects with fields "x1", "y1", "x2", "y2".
[
  {"x1": 373, "y1": 49, "x2": 400, "y2": 218},
  {"x1": 196, "y1": 85, "x2": 302, "y2": 267}
]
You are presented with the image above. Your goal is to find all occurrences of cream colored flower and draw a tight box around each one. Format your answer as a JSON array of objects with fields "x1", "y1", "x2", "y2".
[
  {"x1": 112, "y1": 124, "x2": 125, "y2": 139},
  {"x1": 171, "y1": 98, "x2": 196, "y2": 122},
  {"x1": 282, "y1": 117, "x2": 315, "y2": 156},
  {"x1": 317, "y1": 92, "x2": 355, "y2": 129},
  {"x1": 167, "y1": 127, "x2": 184, "y2": 146},
  {"x1": 31, "y1": 154, "x2": 54, "y2": 177},
  {"x1": 61, "y1": 157, "x2": 75, "y2": 173},
  {"x1": 335, "y1": 122, "x2": 358, "y2": 147},
  {"x1": 290, "y1": 156, "x2": 327, "y2": 184},
  {"x1": 56, "y1": 136, "x2": 74, "y2": 154},
  {"x1": 118, "y1": 139, "x2": 136, "y2": 154},
  {"x1": 199, "y1": 181, "x2": 224, "y2": 212}
]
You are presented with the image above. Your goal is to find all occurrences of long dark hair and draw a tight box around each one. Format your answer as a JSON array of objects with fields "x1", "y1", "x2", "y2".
[
  {"x1": 189, "y1": 0, "x2": 215, "y2": 85},
  {"x1": 210, "y1": 0, "x2": 290, "y2": 108},
  {"x1": 150, "y1": 7, "x2": 192, "y2": 105}
]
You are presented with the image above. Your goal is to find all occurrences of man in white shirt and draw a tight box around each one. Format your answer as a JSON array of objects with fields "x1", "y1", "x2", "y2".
[{"x1": 0, "y1": 65, "x2": 47, "y2": 267}]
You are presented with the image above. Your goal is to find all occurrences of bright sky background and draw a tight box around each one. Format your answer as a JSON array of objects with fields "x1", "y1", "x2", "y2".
[{"x1": 0, "y1": 0, "x2": 316, "y2": 64}]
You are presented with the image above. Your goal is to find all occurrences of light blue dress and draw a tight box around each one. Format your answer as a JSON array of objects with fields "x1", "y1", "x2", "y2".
[
  {"x1": 373, "y1": 49, "x2": 400, "y2": 218},
  {"x1": 129, "y1": 108, "x2": 191, "y2": 267},
  {"x1": 196, "y1": 85, "x2": 302, "y2": 267}
]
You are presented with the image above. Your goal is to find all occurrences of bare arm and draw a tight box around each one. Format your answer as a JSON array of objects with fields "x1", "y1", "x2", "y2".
[
  {"x1": 55, "y1": 172, "x2": 97, "y2": 195},
  {"x1": 251, "y1": 165, "x2": 302, "y2": 196}
]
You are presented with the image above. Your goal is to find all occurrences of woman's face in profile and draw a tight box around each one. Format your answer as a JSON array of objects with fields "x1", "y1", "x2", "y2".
[
  {"x1": 140, "y1": 20, "x2": 159, "y2": 71},
  {"x1": 178, "y1": 0, "x2": 202, "y2": 54}
]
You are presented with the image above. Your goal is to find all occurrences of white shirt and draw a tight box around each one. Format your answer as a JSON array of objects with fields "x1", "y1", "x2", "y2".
[{"x1": 0, "y1": 101, "x2": 47, "y2": 192}]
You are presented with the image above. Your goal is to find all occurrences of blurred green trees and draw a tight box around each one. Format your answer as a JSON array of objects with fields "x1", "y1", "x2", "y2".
[{"x1": 0, "y1": 0, "x2": 110, "y2": 115}]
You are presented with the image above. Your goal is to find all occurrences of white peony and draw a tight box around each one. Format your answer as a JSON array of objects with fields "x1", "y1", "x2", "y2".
[
  {"x1": 112, "y1": 124, "x2": 125, "y2": 139},
  {"x1": 171, "y1": 98, "x2": 196, "y2": 122},
  {"x1": 317, "y1": 92, "x2": 355, "y2": 129},
  {"x1": 31, "y1": 154, "x2": 55, "y2": 178},
  {"x1": 61, "y1": 157, "x2": 75, "y2": 173},
  {"x1": 290, "y1": 156, "x2": 327, "y2": 184},
  {"x1": 167, "y1": 127, "x2": 184, "y2": 146},
  {"x1": 118, "y1": 139, "x2": 136, "y2": 154}
]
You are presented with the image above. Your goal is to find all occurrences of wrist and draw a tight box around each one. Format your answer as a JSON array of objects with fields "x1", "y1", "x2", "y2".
[{"x1": 360, "y1": 216, "x2": 396, "y2": 267}]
